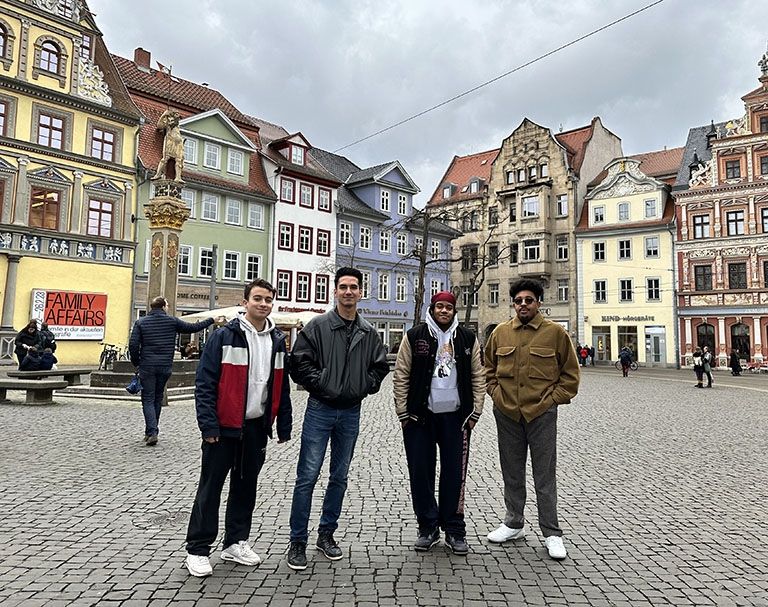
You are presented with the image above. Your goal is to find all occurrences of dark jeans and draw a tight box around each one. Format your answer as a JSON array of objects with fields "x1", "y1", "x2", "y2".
[
  {"x1": 138, "y1": 365, "x2": 172, "y2": 436},
  {"x1": 495, "y1": 406, "x2": 562, "y2": 537},
  {"x1": 402, "y1": 410, "x2": 471, "y2": 537},
  {"x1": 289, "y1": 398, "x2": 361, "y2": 543},
  {"x1": 186, "y1": 419, "x2": 268, "y2": 556}
]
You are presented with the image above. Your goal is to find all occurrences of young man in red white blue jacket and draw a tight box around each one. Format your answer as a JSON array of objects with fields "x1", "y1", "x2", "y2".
[{"x1": 184, "y1": 278, "x2": 292, "y2": 577}]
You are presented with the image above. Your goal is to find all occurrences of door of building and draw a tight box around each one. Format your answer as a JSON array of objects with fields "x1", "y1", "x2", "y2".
[
  {"x1": 645, "y1": 326, "x2": 666, "y2": 367},
  {"x1": 592, "y1": 326, "x2": 611, "y2": 363}
]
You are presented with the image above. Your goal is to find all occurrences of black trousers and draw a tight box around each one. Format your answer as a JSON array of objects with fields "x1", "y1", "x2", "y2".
[
  {"x1": 186, "y1": 418, "x2": 268, "y2": 556},
  {"x1": 402, "y1": 410, "x2": 470, "y2": 537}
]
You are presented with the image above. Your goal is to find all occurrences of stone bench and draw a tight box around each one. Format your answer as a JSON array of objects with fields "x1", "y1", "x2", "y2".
[
  {"x1": 6, "y1": 367, "x2": 93, "y2": 386},
  {"x1": 0, "y1": 379, "x2": 69, "y2": 405}
]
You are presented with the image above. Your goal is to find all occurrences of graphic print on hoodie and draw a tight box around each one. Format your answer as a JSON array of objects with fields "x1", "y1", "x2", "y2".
[{"x1": 425, "y1": 311, "x2": 460, "y2": 414}]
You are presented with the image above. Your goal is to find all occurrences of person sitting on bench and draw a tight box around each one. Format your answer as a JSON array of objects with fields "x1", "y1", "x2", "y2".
[
  {"x1": 20, "y1": 346, "x2": 43, "y2": 372},
  {"x1": 40, "y1": 348, "x2": 58, "y2": 371}
]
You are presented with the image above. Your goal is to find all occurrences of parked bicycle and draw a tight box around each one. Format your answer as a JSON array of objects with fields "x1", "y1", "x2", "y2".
[
  {"x1": 98, "y1": 343, "x2": 128, "y2": 370},
  {"x1": 614, "y1": 360, "x2": 639, "y2": 372}
]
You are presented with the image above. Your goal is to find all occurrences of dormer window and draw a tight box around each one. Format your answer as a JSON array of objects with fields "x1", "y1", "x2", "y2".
[
  {"x1": 32, "y1": 36, "x2": 68, "y2": 86},
  {"x1": 291, "y1": 145, "x2": 305, "y2": 165},
  {"x1": 469, "y1": 180, "x2": 479, "y2": 194},
  {"x1": 442, "y1": 185, "x2": 451, "y2": 199}
]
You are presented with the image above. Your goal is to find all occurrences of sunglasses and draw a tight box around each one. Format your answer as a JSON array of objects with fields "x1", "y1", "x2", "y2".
[{"x1": 513, "y1": 296, "x2": 537, "y2": 305}]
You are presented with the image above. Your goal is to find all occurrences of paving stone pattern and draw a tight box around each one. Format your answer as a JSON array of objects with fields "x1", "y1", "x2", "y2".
[{"x1": 1, "y1": 369, "x2": 767, "y2": 606}]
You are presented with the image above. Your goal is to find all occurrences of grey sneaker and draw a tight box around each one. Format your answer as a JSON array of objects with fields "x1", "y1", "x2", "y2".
[
  {"x1": 445, "y1": 534, "x2": 469, "y2": 555},
  {"x1": 414, "y1": 528, "x2": 440, "y2": 552}
]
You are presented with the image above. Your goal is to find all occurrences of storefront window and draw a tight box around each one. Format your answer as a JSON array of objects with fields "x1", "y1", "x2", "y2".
[{"x1": 618, "y1": 325, "x2": 638, "y2": 358}]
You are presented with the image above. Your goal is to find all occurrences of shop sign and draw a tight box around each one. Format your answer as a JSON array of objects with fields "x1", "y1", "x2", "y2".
[
  {"x1": 601, "y1": 315, "x2": 655, "y2": 322},
  {"x1": 31, "y1": 289, "x2": 107, "y2": 340}
]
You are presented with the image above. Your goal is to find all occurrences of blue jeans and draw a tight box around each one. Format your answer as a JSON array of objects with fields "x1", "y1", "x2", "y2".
[
  {"x1": 289, "y1": 398, "x2": 361, "y2": 543},
  {"x1": 139, "y1": 366, "x2": 172, "y2": 437}
]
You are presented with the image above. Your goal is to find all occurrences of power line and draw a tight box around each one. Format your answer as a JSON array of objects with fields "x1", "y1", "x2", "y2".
[{"x1": 333, "y1": 0, "x2": 666, "y2": 153}]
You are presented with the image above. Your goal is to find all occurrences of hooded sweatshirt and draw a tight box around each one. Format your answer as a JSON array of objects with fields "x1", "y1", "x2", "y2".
[
  {"x1": 238, "y1": 313, "x2": 274, "y2": 419},
  {"x1": 424, "y1": 311, "x2": 460, "y2": 413}
]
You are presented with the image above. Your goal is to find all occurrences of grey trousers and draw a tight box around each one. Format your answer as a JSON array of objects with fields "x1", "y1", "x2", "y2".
[{"x1": 494, "y1": 405, "x2": 562, "y2": 537}]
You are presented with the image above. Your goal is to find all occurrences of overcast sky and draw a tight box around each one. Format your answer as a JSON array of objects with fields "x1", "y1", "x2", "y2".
[{"x1": 91, "y1": 0, "x2": 768, "y2": 205}]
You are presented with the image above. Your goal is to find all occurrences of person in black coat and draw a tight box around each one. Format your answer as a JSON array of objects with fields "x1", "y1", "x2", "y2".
[
  {"x1": 14, "y1": 320, "x2": 43, "y2": 368},
  {"x1": 730, "y1": 350, "x2": 742, "y2": 376},
  {"x1": 39, "y1": 323, "x2": 57, "y2": 352},
  {"x1": 20, "y1": 346, "x2": 43, "y2": 371},
  {"x1": 40, "y1": 348, "x2": 58, "y2": 371}
]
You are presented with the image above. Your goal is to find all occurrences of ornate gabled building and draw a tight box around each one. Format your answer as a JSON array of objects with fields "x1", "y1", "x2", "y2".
[
  {"x1": 113, "y1": 48, "x2": 276, "y2": 318},
  {"x1": 0, "y1": 0, "x2": 142, "y2": 364},
  {"x1": 427, "y1": 118, "x2": 622, "y2": 339},
  {"x1": 577, "y1": 148, "x2": 683, "y2": 366},
  {"x1": 673, "y1": 48, "x2": 768, "y2": 367}
]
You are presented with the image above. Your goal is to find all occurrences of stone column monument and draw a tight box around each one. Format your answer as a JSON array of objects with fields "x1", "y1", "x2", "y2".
[{"x1": 145, "y1": 109, "x2": 188, "y2": 316}]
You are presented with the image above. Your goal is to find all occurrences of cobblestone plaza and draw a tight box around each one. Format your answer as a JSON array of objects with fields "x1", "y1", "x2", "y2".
[{"x1": 1, "y1": 369, "x2": 767, "y2": 606}]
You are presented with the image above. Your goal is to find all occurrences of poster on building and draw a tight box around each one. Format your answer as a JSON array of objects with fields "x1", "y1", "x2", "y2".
[{"x1": 31, "y1": 289, "x2": 107, "y2": 340}]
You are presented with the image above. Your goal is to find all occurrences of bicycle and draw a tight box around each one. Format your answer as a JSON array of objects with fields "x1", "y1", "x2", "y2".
[
  {"x1": 98, "y1": 343, "x2": 120, "y2": 370},
  {"x1": 614, "y1": 360, "x2": 639, "y2": 372}
]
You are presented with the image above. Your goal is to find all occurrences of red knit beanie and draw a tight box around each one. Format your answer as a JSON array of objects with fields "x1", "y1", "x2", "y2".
[{"x1": 430, "y1": 291, "x2": 456, "y2": 306}]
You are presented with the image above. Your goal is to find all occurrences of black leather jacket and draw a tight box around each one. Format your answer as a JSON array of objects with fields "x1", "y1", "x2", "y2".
[{"x1": 289, "y1": 309, "x2": 389, "y2": 408}]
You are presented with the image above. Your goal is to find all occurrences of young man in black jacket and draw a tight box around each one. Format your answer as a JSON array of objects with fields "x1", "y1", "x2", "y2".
[
  {"x1": 393, "y1": 291, "x2": 485, "y2": 555},
  {"x1": 286, "y1": 267, "x2": 389, "y2": 570}
]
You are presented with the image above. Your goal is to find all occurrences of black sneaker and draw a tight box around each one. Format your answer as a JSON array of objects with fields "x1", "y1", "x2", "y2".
[
  {"x1": 146, "y1": 435, "x2": 158, "y2": 446},
  {"x1": 414, "y1": 528, "x2": 440, "y2": 552},
  {"x1": 287, "y1": 541, "x2": 307, "y2": 570},
  {"x1": 445, "y1": 534, "x2": 469, "y2": 555},
  {"x1": 316, "y1": 532, "x2": 343, "y2": 561}
]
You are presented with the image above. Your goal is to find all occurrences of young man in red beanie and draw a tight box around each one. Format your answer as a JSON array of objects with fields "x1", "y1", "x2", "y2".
[{"x1": 393, "y1": 291, "x2": 485, "y2": 555}]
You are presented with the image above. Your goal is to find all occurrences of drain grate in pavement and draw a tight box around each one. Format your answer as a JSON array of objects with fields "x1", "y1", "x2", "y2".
[{"x1": 133, "y1": 509, "x2": 190, "y2": 530}]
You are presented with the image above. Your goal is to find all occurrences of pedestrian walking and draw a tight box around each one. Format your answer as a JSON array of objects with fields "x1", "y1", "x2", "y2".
[
  {"x1": 579, "y1": 345, "x2": 589, "y2": 367},
  {"x1": 392, "y1": 291, "x2": 485, "y2": 556},
  {"x1": 589, "y1": 345, "x2": 596, "y2": 366},
  {"x1": 184, "y1": 279, "x2": 292, "y2": 578},
  {"x1": 286, "y1": 267, "x2": 390, "y2": 571},
  {"x1": 484, "y1": 279, "x2": 580, "y2": 560},
  {"x1": 692, "y1": 347, "x2": 705, "y2": 388},
  {"x1": 618, "y1": 346, "x2": 633, "y2": 377},
  {"x1": 730, "y1": 349, "x2": 742, "y2": 376},
  {"x1": 14, "y1": 320, "x2": 43, "y2": 368},
  {"x1": 702, "y1": 345, "x2": 714, "y2": 388},
  {"x1": 128, "y1": 296, "x2": 222, "y2": 446}
]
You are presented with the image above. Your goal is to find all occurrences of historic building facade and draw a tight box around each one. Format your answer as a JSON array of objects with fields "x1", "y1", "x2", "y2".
[
  {"x1": 113, "y1": 48, "x2": 276, "y2": 318},
  {"x1": 0, "y1": 0, "x2": 142, "y2": 364},
  {"x1": 673, "y1": 49, "x2": 768, "y2": 367},
  {"x1": 312, "y1": 149, "x2": 456, "y2": 352},
  {"x1": 577, "y1": 150, "x2": 682, "y2": 366},
  {"x1": 427, "y1": 117, "x2": 622, "y2": 339}
]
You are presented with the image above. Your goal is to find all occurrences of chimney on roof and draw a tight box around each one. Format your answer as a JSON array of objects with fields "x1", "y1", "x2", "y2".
[{"x1": 134, "y1": 47, "x2": 151, "y2": 71}]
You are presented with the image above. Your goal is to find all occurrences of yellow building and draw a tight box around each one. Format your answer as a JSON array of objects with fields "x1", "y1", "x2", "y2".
[
  {"x1": 576, "y1": 151, "x2": 682, "y2": 366},
  {"x1": 0, "y1": 1, "x2": 142, "y2": 364}
]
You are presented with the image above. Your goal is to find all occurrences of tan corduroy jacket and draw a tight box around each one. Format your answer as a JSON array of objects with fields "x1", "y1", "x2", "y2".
[{"x1": 485, "y1": 313, "x2": 580, "y2": 422}]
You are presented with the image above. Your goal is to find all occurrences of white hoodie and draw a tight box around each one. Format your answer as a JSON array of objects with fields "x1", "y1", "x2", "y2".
[
  {"x1": 238, "y1": 313, "x2": 274, "y2": 419},
  {"x1": 425, "y1": 311, "x2": 460, "y2": 414}
]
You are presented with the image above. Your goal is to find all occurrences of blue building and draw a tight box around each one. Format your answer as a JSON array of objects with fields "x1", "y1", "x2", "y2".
[{"x1": 313, "y1": 149, "x2": 458, "y2": 352}]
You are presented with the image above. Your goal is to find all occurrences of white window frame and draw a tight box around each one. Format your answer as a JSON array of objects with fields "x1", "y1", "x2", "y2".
[
  {"x1": 378, "y1": 272, "x2": 390, "y2": 301},
  {"x1": 489, "y1": 283, "x2": 499, "y2": 306},
  {"x1": 593, "y1": 241, "x2": 606, "y2": 262},
  {"x1": 645, "y1": 236, "x2": 660, "y2": 258},
  {"x1": 223, "y1": 250, "x2": 240, "y2": 281},
  {"x1": 556, "y1": 194, "x2": 568, "y2": 216},
  {"x1": 379, "y1": 230, "x2": 391, "y2": 254},
  {"x1": 245, "y1": 253, "x2": 262, "y2": 281},
  {"x1": 618, "y1": 202, "x2": 630, "y2": 221},
  {"x1": 557, "y1": 279, "x2": 569, "y2": 302},
  {"x1": 247, "y1": 202, "x2": 264, "y2": 229},
  {"x1": 203, "y1": 142, "x2": 221, "y2": 169},
  {"x1": 645, "y1": 198, "x2": 657, "y2": 218},
  {"x1": 201, "y1": 192, "x2": 219, "y2": 222},
  {"x1": 430, "y1": 279, "x2": 440, "y2": 297},
  {"x1": 556, "y1": 236, "x2": 568, "y2": 261},
  {"x1": 396, "y1": 233, "x2": 408, "y2": 256},
  {"x1": 178, "y1": 244, "x2": 192, "y2": 276},
  {"x1": 646, "y1": 277, "x2": 661, "y2": 301},
  {"x1": 199, "y1": 247, "x2": 214, "y2": 277},
  {"x1": 361, "y1": 271, "x2": 371, "y2": 299},
  {"x1": 396, "y1": 274, "x2": 407, "y2": 302},
  {"x1": 227, "y1": 149, "x2": 244, "y2": 175},
  {"x1": 315, "y1": 274, "x2": 329, "y2": 303},
  {"x1": 523, "y1": 239, "x2": 540, "y2": 261},
  {"x1": 296, "y1": 273, "x2": 311, "y2": 302},
  {"x1": 593, "y1": 205, "x2": 605, "y2": 225},
  {"x1": 318, "y1": 188, "x2": 331, "y2": 211},
  {"x1": 291, "y1": 145, "x2": 304, "y2": 165},
  {"x1": 398, "y1": 194, "x2": 407, "y2": 215},
  {"x1": 522, "y1": 195, "x2": 539, "y2": 218},
  {"x1": 339, "y1": 221, "x2": 351, "y2": 246},
  {"x1": 431, "y1": 239, "x2": 440, "y2": 259},
  {"x1": 380, "y1": 190, "x2": 390, "y2": 212},
  {"x1": 180, "y1": 188, "x2": 195, "y2": 218},
  {"x1": 183, "y1": 138, "x2": 197, "y2": 166},
  {"x1": 298, "y1": 226, "x2": 312, "y2": 254},
  {"x1": 225, "y1": 198, "x2": 242, "y2": 225},
  {"x1": 359, "y1": 225, "x2": 371, "y2": 250},
  {"x1": 317, "y1": 230, "x2": 330, "y2": 256}
]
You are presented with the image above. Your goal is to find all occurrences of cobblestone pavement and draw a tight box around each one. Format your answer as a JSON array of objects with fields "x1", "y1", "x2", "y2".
[{"x1": 1, "y1": 368, "x2": 767, "y2": 606}]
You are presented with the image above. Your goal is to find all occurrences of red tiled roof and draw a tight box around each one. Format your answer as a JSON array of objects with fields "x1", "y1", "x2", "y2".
[
  {"x1": 554, "y1": 122, "x2": 595, "y2": 175},
  {"x1": 630, "y1": 147, "x2": 684, "y2": 181},
  {"x1": 426, "y1": 148, "x2": 499, "y2": 207},
  {"x1": 132, "y1": 96, "x2": 274, "y2": 199},
  {"x1": 111, "y1": 54, "x2": 258, "y2": 129}
]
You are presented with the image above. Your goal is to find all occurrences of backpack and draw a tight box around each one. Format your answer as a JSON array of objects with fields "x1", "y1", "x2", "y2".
[{"x1": 580, "y1": 347, "x2": 588, "y2": 358}]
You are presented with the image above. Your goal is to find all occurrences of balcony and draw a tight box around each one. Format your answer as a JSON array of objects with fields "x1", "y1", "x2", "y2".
[{"x1": 517, "y1": 259, "x2": 551, "y2": 277}]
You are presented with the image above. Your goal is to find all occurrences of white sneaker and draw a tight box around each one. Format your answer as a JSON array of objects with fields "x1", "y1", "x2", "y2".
[
  {"x1": 221, "y1": 540, "x2": 262, "y2": 566},
  {"x1": 545, "y1": 536, "x2": 567, "y2": 560},
  {"x1": 487, "y1": 524, "x2": 525, "y2": 543},
  {"x1": 185, "y1": 554, "x2": 213, "y2": 577}
]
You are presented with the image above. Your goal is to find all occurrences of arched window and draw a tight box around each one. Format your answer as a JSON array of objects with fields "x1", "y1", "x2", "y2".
[
  {"x1": 0, "y1": 25, "x2": 7, "y2": 58},
  {"x1": 0, "y1": 19, "x2": 15, "y2": 69},
  {"x1": 696, "y1": 322, "x2": 715, "y2": 353},
  {"x1": 40, "y1": 41, "x2": 60, "y2": 73},
  {"x1": 730, "y1": 323, "x2": 750, "y2": 358}
]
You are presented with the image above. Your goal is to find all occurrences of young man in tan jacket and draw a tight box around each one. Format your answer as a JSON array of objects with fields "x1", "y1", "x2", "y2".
[{"x1": 485, "y1": 279, "x2": 580, "y2": 560}]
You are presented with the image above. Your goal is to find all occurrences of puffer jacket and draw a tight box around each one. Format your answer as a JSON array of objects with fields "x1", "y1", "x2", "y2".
[
  {"x1": 289, "y1": 308, "x2": 389, "y2": 408},
  {"x1": 195, "y1": 317, "x2": 292, "y2": 441},
  {"x1": 129, "y1": 309, "x2": 213, "y2": 367}
]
